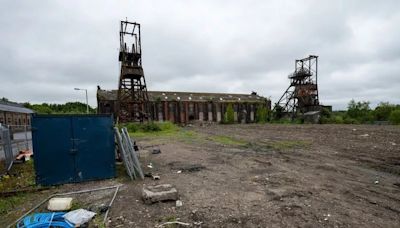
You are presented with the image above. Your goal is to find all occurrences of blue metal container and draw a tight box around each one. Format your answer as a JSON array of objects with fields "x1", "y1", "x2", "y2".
[{"x1": 31, "y1": 114, "x2": 115, "y2": 186}]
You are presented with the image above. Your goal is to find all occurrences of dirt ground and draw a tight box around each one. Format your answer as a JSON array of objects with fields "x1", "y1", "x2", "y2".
[
  {"x1": 107, "y1": 124, "x2": 400, "y2": 227},
  {"x1": 4, "y1": 124, "x2": 400, "y2": 227}
]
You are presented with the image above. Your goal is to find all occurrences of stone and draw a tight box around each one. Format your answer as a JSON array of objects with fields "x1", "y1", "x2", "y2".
[{"x1": 142, "y1": 184, "x2": 178, "y2": 204}]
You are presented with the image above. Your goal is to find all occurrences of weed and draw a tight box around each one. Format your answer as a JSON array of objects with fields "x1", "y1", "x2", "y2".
[
  {"x1": 92, "y1": 215, "x2": 106, "y2": 228},
  {"x1": 0, "y1": 193, "x2": 28, "y2": 215},
  {"x1": 0, "y1": 159, "x2": 36, "y2": 192}
]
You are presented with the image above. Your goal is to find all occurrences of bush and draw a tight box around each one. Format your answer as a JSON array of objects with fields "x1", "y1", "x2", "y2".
[
  {"x1": 256, "y1": 106, "x2": 268, "y2": 123},
  {"x1": 223, "y1": 104, "x2": 235, "y2": 124},
  {"x1": 389, "y1": 110, "x2": 400, "y2": 125},
  {"x1": 373, "y1": 102, "x2": 397, "y2": 121},
  {"x1": 343, "y1": 117, "x2": 359, "y2": 124},
  {"x1": 141, "y1": 122, "x2": 161, "y2": 132},
  {"x1": 273, "y1": 105, "x2": 284, "y2": 120},
  {"x1": 125, "y1": 123, "x2": 140, "y2": 132},
  {"x1": 346, "y1": 100, "x2": 372, "y2": 123},
  {"x1": 122, "y1": 122, "x2": 162, "y2": 133}
]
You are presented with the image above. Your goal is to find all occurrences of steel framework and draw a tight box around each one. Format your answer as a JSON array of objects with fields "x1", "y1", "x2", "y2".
[
  {"x1": 117, "y1": 20, "x2": 150, "y2": 122},
  {"x1": 274, "y1": 55, "x2": 319, "y2": 117}
]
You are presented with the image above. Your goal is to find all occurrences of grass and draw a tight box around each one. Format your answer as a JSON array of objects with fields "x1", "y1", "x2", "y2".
[
  {"x1": 157, "y1": 215, "x2": 178, "y2": 228},
  {"x1": 261, "y1": 140, "x2": 311, "y2": 150},
  {"x1": 0, "y1": 160, "x2": 38, "y2": 217},
  {"x1": 122, "y1": 121, "x2": 204, "y2": 145},
  {"x1": 0, "y1": 193, "x2": 29, "y2": 215},
  {"x1": 92, "y1": 215, "x2": 106, "y2": 228},
  {"x1": 121, "y1": 121, "x2": 180, "y2": 137},
  {"x1": 0, "y1": 159, "x2": 36, "y2": 192}
]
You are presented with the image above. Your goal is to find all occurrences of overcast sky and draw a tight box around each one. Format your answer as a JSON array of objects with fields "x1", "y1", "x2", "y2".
[{"x1": 1, "y1": 0, "x2": 399, "y2": 110}]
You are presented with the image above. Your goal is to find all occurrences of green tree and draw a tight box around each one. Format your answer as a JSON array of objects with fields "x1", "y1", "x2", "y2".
[
  {"x1": 389, "y1": 110, "x2": 400, "y2": 125},
  {"x1": 23, "y1": 102, "x2": 96, "y2": 114},
  {"x1": 223, "y1": 104, "x2": 235, "y2": 124},
  {"x1": 346, "y1": 100, "x2": 371, "y2": 123},
  {"x1": 373, "y1": 102, "x2": 396, "y2": 121}
]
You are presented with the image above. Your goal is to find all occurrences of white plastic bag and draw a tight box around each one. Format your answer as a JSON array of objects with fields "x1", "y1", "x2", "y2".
[{"x1": 63, "y1": 209, "x2": 96, "y2": 225}]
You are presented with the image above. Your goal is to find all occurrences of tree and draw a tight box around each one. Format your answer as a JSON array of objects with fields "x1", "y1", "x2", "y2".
[
  {"x1": 373, "y1": 102, "x2": 396, "y2": 121},
  {"x1": 346, "y1": 100, "x2": 371, "y2": 123},
  {"x1": 23, "y1": 102, "x2": 96, "y2": 114},
  {"x1": 389, "y1": 110, "x2": 400, "y2": 125}
]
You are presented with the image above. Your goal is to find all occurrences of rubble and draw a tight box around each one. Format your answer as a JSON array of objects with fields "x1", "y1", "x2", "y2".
[{"x1": 142, "y1": 184, "x2": 178, "y2": 204}]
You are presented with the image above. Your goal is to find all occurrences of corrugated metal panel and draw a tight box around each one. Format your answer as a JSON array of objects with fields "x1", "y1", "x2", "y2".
[{"x1": 32, "y1": 114, "x2": 115, "y2": 186}]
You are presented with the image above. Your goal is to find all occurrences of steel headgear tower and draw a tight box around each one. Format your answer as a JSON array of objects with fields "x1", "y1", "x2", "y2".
[
  {"x1": 117, "y1": 20, "x2": 150, "y2": 122},
  {"x1": 275, "y1": 55, "x2": 320, "y2": 117}
]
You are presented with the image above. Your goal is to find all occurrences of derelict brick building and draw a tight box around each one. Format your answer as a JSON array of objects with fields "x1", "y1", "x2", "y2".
[
  {"x1": 97, "y1": 88, "x2": 271, "y2": 124},
  {"x1": 0, "y1": 101, "x2": 33, "y2": 126}
]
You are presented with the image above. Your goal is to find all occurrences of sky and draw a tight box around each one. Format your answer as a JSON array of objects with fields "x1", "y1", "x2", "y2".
[{"x1": 0, "y1": 0, "x2": 399, "y2": 110}]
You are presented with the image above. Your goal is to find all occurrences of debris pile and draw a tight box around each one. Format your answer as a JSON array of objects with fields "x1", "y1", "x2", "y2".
[{"x1": 10, "y1": 185, "x2": 122, "y2": 227}]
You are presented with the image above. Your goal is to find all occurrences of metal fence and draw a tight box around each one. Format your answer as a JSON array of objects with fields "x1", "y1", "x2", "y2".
[{"x1": 0, "y1": 124, "x2": 32, "y2": 173}]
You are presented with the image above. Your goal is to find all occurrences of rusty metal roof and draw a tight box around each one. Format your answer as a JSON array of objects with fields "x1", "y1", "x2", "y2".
[{"x1": 97, "y1": 89, "x2": 269, "y2": 103}]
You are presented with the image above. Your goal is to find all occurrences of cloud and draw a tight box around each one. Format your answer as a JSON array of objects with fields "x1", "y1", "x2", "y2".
[{"x1": 0, "y1": 0, "x2": 399, "y2": 110}]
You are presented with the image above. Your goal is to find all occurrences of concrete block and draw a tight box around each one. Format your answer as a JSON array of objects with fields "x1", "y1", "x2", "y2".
[{"x1": 142, "y1": 184, "x2": 178, "y2": 204}]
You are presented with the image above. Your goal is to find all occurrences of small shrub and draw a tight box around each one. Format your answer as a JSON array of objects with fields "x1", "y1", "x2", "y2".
[
  {"x1": 333, "y1": 115, "x2": 344, "y2": 124},
  {"x1": 343, "y1": 117, "x2": 359, "y2": 124},
  {"x1": 373, "y1": 102, "x2": 396, "y2": 121},
  {"x1": 389, "y1": 110, "x2": 400, "y2": 125},
  {"x1": 256, "y1": 106, "x2": 268, "y2": 123},
  {"x1": 141, "y1": 122, "x2": 161, "y2": 132},
  {"x1": 125, "y1": 123, "x2": 140, "y2": 132},
  {"x1": 223, "y1": 104, "x2": 235, "y2": 124}
]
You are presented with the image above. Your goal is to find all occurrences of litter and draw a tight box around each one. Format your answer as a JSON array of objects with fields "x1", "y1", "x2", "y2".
[
  {"x1": 374, "y1": 180, "x2": 379, "y2": 184},
  {"x1": 63, "y1": 209, "x2": 96, "y2": 226},
  {"x1": 152, "y1": 148, "x2": 162, "y2": 154},
  {"x1": 47, "y1": 197, "x2": 73, "y2": 211},
  {"x1": 153, "y1": 175, "x2": 160, "y2": 180},
  {"x1": 157, "y1": 221, "x2": 190, "y2": 227},
  {"x1": 176, "y1": 200, "x2": 183, "y2": 207},
  {"x1": 9, "y1": 184, "x2": 122, "y2": 228},
  {"x1": 147, "y1": 163, "x2": 153, "y2": 169},
  {"x1": 15, "y1": 149, "x2": 33, "y2": 162},
  {"x1": 17, "y1": 212, "x2": 73, "y2": 228},
  {"x1": 177, "y1": 170, "x2": 182, "y2": 174}
]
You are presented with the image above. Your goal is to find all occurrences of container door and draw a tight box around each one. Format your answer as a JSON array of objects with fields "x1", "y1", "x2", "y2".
[
  {"x1": 72, "y1": 116, "x2": 115, "y2": 182},
  {"x1": 32, "y1": 116, "x2": 76, "y2": 186}
]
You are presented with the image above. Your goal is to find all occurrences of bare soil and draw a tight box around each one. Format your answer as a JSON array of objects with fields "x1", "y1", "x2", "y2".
[
  {"x1": 109, "y1": 124, "x2": 400, "y2": 227},
  {"x1": 3, "y1": 124, "x2": 400, "y2": 227}
]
